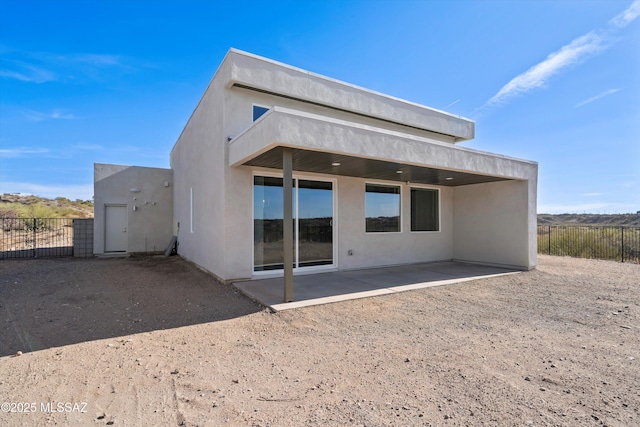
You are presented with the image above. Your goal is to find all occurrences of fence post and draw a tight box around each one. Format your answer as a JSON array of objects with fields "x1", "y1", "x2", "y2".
[
  {"x1": 33, "y1": 218, "x2": 37, "y2": 258},
  {"x1": 621, "y1": 226, "x2": 624, "y2": 263},
  {"x1": 548, "y1": 225, "x2": 551, "y2": 255}
]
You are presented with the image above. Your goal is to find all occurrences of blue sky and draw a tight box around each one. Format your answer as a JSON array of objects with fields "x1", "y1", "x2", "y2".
[{"x1": 1, "y1": 0, "x2": 638, "y2": 214}]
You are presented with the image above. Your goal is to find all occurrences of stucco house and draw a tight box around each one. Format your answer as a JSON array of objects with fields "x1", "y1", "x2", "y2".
[{"x1": 94, "y1": 49, "x2": 537, "y2": 300}]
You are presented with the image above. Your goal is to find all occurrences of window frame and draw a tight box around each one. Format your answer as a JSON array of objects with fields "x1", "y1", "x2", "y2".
[
  {"x1": 364, "y1": 182, "x2": 402, "y2": 234},
  {"x1": 409, "y1": 185, "x2": 440, "y2": 233}
]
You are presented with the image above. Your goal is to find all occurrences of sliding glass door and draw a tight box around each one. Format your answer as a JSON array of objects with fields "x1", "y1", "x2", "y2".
[
  {"x1": 253, "y1": 176, "x2": 333, "y2": 272},
  {"x1": 297, "y1": 180, "x2": 333, "y2": 268},
  {"x1": 253, "y1": 176, "x2": 288, "y2": 271}
]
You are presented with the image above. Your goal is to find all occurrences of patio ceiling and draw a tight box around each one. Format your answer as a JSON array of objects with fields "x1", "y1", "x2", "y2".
[{"x1": 243, "y1": 146, "x2": 510, "y2": 187}]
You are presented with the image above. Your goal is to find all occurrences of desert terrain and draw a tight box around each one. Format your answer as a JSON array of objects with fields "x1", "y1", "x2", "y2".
[{"x1": 1, "y1": 255, "x2": 638, "y2": 426}]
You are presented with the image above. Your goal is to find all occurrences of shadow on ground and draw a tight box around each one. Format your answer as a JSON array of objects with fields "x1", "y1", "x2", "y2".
[{"x1": 0, "y1": 256, "x2": 262, "y2": 357}]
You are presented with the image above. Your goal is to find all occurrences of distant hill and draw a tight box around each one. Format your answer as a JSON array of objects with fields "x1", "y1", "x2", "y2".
[
  {"x1": 538, "y1": 213, "x2": 640, "y2": 227},
  {"x1": 0, "y1": 194, "x2": 94, "y2": 218},
  {"x1": 1, "y1": 193, "x2": 638, "y2": 226}
]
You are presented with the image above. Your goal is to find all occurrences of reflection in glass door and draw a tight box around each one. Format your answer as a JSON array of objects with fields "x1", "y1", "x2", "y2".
[
  {"x1": 253, "y1": 176, "x2": 333, "y2": 272},
  {"x1": 297, "y1": 180, "x2": 333, "y2": 267}
]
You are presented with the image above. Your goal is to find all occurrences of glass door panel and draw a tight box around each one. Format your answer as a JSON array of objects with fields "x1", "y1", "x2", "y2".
[
  {"x1": 297, "y1": 180, "x2": 333, "y2": 268},
  {"x1": 254, "y1": 176, "x2": 333, "y2": 272},
  {"x1": 254, "y1": 176, "x2": 286, "y2": 271}
]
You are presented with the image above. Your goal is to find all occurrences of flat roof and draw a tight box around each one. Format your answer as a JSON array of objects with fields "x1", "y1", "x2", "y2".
[{"x1": 223, "y1": 49, "x2": 475, "y2": 142}]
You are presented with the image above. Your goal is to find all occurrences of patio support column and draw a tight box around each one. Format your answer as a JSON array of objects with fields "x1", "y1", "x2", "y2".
[{"x1": 283, "y1": 147, "x2": 294, "y2": 302}]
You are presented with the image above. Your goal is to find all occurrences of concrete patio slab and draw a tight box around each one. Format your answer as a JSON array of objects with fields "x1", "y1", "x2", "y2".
[{"x1": 233, "y1": 261, "x2": 521, "y2": 311}]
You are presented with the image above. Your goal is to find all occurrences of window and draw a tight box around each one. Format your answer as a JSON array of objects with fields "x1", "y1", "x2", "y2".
[
  {"x1": 365, "y1": 184, "x2": 400, "y2": 232},
  {"x1": 411, "y1": 188, "x2": 439, "y2": 232},
  {"x1": 252, "y1": 105, "x2": 269, "y2": 121},
  {"x1": 190, "y1": 187, "x2": 194, "y2": 233}
]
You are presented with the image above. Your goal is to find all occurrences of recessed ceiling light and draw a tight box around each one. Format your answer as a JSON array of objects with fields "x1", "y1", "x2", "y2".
[
  {"x1": 396, "y1": 170, "x2": 403, "y2": 174},
  {"x1": 331, "y1": 162, "x2": 341, "y2": 167},
  {"x1": 445, "y1": 177, "x2": 454, "y2": 181}
]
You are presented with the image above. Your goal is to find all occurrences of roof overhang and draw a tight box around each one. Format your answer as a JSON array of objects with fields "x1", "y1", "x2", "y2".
[
  {"x1": 229, "y1": 107, "x2": 537, "y2": 186},
  {"x1": 224, "y1": 49, "x2": 475, "y2": 142}
]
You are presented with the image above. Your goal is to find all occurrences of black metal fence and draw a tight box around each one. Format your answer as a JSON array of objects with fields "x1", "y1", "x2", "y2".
[
  {"x1": 537, "y1": 225, "x2": 640, "y2": 264},
  {"x1": 1, "y1": 218, "x2": 74, "y2": 258}
]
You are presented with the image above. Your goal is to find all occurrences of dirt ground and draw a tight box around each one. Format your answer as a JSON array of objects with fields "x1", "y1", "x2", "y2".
[{"x1": 0, "y1": 255, "x2": 638, "y2": 427}]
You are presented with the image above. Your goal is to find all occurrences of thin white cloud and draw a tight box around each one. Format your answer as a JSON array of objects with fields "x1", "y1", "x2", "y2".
[
  {"x1": 610, "y1": 0, "x2": 640, "y2": 28},
  {"x1": 23, "y1": 109, "x2": 76, "y2": 122},
  {"x1": 0, "y1": 147, "x2": 49, "y2": 158},
  {"x1": 575, "y1": 88, "x2": 621, "y2": 108},
  {"x1": 444, "y1": 99, "x2": 461, "y2": 109},
  {"x1": 487, "y1": 31, "x2": 608, "y2": 107},
  {"x1": 0, "y1": 182, "x2": 93, "y2": 200},
  {"x1": 583, "y1": 192, "x2": 605, "y2": 197},
  {"x1": 51, "y1": 110, "x2": 76, "y2": 119},
  {"x1": 0, "y1": 49, "x2": 130, "y2": 84},
  {"x1": 0, "y1": 62, "x2": 56, "y2": 83},
  {"x1": 65, "y1": 53, "x2": 123, "y2": 66},
  {"x1": 0, "y1": 70, "x2": 32, "y2": 81},
  {"x1": 0, "y1": 44, "x2": 12, "y2": 55},
  {"x1": 73, "y1": 144, "x2": 104, "y2": 150},
  {"x1": 484, "y1": 1, "x2": 640, "y2": 109},
  {"x1": 116, "y1": 145, "x2": 143, "y2": 153}
]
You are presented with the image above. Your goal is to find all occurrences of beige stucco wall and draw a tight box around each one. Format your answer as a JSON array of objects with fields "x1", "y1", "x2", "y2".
[
  {"x1": 170, "y1": 69, "x2": 227, "y2": 278},
  {"x1": 93, "y1": 163, "x2": 173, "y2": 254},
  {"x1": 226, "y1": 86, "x2": 458, "y2": 144},
  {"x1": 167, "y1": 48, "x2": 537, "y2": 280},
  {"x1": 219, "y1": 168, "x2": 455, "y2": 281},
  {"x1": 336, "y1": 176, "x2": 453, "y2": 270},
  {"x1": 224, "y1": 49, "x2": 474, "y2": 141},
  {"x1": 230, "y1": 108, "x2": 535, "y2": 181},
  {"x1": 452, "y1": 178, "x2": 537, "y2": 269},
  {"x1": 219, "y1": 61, "x2": 459, "y2": 279}
]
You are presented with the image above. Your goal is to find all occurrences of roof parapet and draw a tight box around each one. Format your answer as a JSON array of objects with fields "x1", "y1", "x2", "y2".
[{"x1": 223, "y1": 49, "x2": 475, "y2": 142}]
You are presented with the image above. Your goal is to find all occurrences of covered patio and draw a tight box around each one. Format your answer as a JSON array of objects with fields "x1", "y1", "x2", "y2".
[
  {"x1": 228, "y1": 106, "x2": 537, "y2": 303},
  {"x1": 233, "y1": 261, "x2": 520, "y2": 311}
]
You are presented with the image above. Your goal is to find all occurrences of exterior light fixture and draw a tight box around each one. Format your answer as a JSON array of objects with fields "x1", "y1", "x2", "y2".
[
  {"x1": 130, "y1": 188, "x2": 141, "y2": 193},
  {"x1": 445, "y1": 177, "x2": 454, "y2": 181},
  {"x1": 331, "y1": 162, "x2": 341, "y2": 167},
  {"x1": 396, "y1": 170, "x2": 403, "y2": 174}
]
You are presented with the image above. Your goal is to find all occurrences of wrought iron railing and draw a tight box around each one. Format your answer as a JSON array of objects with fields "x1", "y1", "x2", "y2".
[
  {"x1": 1, "y1": 218, "x2": 74, "y2": 258},
  {"x1": 537, "y1": 225, "x2": 640, "y2": 263}
]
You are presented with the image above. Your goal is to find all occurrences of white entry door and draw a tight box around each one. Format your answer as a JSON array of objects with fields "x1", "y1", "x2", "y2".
[{"x1": 105, "y1": 205, "x2": 127, "y2": 252}]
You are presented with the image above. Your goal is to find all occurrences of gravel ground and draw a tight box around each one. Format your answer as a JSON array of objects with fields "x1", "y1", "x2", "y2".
[{"x1": 0, "y1": 255, "x2": 638, "y2": 426}]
